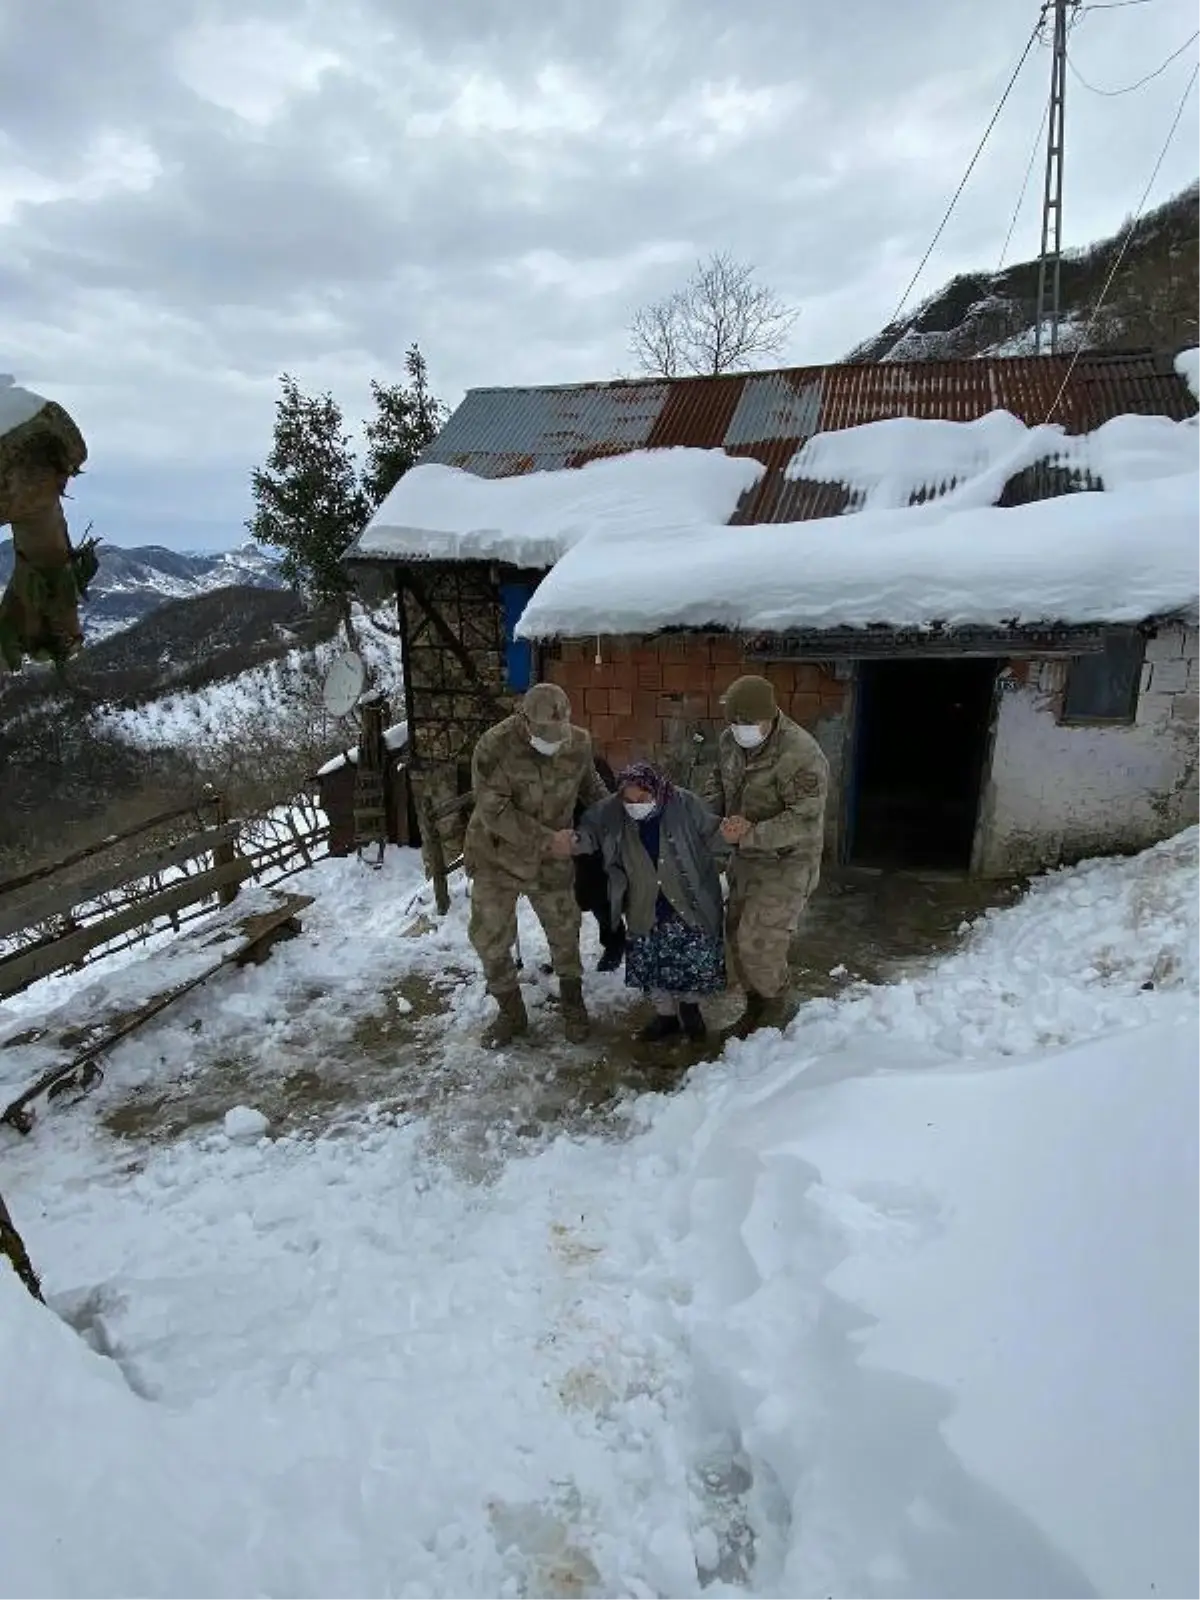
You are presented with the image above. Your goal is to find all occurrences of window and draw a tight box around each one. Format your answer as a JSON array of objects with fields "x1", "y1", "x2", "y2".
[
  {"x1": 1061, "y1": 629, "x2": 1145, "y2": 724},
  {"x1": 500, "y1": 582, "x2": 535, "y2": 692}
]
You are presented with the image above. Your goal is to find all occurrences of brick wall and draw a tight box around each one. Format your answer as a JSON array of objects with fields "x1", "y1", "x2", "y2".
[{"x1": 544, "y1": 634, "x2": 848, "y2": 779}]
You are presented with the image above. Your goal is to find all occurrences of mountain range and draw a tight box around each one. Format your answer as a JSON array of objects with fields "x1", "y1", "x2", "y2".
[{"x1": 0, "y1": 538, "x2": 285, "y2": 641}]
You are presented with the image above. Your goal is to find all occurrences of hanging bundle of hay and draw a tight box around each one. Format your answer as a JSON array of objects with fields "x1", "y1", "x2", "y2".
[{"x1": 0, "y1": 376, "x2": 93, "y2": 673}]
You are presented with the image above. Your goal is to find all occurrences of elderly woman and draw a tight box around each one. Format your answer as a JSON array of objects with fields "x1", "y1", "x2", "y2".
[{"x1": 575, "y1": 761, "x2": 728, "y2": 1042}]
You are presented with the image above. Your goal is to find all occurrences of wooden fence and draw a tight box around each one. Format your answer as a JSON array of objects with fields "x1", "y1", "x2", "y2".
[{"x1": 0, "y1": 787, "x2": 329, "y2": 1001}]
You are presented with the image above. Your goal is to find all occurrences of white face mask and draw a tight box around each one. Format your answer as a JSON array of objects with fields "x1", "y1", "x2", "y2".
[
  {"x1": 731, "y1": 722, "x2": 767, "y2": 750},
  {"x1": 529, "y1": 734, "x2": 564, "y2": 756},
  {"x1": 623, "y1": 800, "x2": 656, "y2": 821}
]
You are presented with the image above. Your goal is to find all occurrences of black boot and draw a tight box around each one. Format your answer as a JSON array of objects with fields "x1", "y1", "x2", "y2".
[
  {"x1": 678, "y1": 1001, "x2": 707, "y2": 1041},
  {"x1": 726, "y1": 991, "x2": 766, "y2": 1041},
  {"x1": 558, "y1": 977, "x2": 591, "y2": 1043},
  {"x1": 638, "y1": 1012, "x2": 682, "y2": 1043},
  {"x1": 597, "y1": 925, "x2": 626, "y2": 973}
]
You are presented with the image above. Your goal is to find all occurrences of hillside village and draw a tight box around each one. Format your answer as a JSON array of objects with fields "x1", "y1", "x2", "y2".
[{"x1": 1, "y1": 12, "x2": 1199, "y2": 1597}]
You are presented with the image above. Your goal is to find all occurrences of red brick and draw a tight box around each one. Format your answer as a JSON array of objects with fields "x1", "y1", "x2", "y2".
[
  {"x1": 661, "y1": 663, "x2": 692, "y2": 693},
  {"x1": 608, "y1": 686, "x2": 633, "y2": 718},
  {"x1": 710, "y1": 635, "x2": 743, "y2": 664},
  {"x1": 609, "y1": 660, "x2": 637, "y2": 691},
  {"x1": 606, "y1": 738, "x2": 633, "y2": 770},
  {"x1": 795, "y1": 664, "x2": 823, "y2": 694},
  {"x1": 764, "y1": 662, "x2": 797, "y2": 693},
  {"x1": 635, "y1": 664, "x2": 659, "y2": 690},
  {"x1": 584, "y1": 687, "x2": 610, "y2": 714},
  {"x1": 590, "y1": 713, "x2": 616, "y2": 743},
  {"x1": 790, "y1": 692, "x2": 822, "y2": 727}
]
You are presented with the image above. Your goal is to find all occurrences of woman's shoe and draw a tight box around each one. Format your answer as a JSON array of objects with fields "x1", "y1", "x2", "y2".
[
  {"x1": 638, "y1": 1013, "x2": 681, "y2": 1043},
  {"x1": 678, "y1": 1002, "x2": 706, "y2": 1041},
  {"x1": 597, "y1": 942, "x2": 624, "y2": 973}
]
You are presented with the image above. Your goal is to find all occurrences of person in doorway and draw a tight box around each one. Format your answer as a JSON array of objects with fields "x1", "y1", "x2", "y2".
[
  {"x1": 703, "y1": 674, "x2": 829, "y2": 1036},
  {"x1": 465, "y1": 683, "x2": 609, "y2": 1048},
  {"x1": 572, "y1": 755, "x2": 626, "y2": 971},
  {"x1": 575, "y1": 761, "x2": 728, "y2": 1043}
]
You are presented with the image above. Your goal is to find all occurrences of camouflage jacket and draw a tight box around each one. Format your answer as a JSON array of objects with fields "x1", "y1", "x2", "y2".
[
  {"x1": 465, "y1": 713, "x2": 609, "y2": 882},
  {"x1": 702, "y1": 711, "x2": 829, "y2": 864}
]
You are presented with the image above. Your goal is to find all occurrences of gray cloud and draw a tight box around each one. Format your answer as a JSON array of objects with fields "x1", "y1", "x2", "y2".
[{"x1": 2, "y1": 0, "x2": 1196, "y2": 550}]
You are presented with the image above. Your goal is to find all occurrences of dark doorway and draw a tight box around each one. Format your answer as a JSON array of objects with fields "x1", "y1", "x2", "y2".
[{"x1": 848, "y1": 658, "x2": 999, "y2": 871}]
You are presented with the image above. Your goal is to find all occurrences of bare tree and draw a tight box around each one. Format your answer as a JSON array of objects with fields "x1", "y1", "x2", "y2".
[{"x1": 629, "y1": 253, "x2": 799, "y2": 378}]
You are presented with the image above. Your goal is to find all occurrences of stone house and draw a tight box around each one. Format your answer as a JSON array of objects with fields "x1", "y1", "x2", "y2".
[{"x1": 344, "y1": 349, "x2": 1198, "y2": 877}]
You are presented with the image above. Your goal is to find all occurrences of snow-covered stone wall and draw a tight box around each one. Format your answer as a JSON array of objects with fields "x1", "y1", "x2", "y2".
[{"x1": 975, "y1": 624, "x2": 1199, "y2": 875}]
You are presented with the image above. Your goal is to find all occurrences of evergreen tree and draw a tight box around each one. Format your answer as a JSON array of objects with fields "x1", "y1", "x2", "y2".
[
  {"x1": 362, "y1": 344, "x2": 447, "y2": 508},
  {"x1": 248, "y1": 375, "x2": 368, "y2": 644}
]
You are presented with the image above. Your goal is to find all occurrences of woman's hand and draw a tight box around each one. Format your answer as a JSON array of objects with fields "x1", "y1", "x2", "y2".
[{"x1": 720, "y1": 815, "x2": 752, "y2": 844}]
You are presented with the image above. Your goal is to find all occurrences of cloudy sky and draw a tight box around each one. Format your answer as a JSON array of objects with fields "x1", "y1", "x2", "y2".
[{"x1": 3, "y1": 0, "x2": 1197, "y2": 552}]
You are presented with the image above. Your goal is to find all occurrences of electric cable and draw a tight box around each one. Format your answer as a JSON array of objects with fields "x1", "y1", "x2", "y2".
[
  {"x1": 1044, "y1": 57, "x2": 1198, "y2": 421},
  {"x1": 1067, "y1": 30, "x2": 1198, "y2": 94},
  {"x1": 887, "y1": 15, "x2": 1044, "y2": 327}
]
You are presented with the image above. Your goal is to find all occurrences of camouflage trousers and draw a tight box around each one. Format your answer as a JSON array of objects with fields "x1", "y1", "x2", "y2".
[
  {"x1": 725, "y1": 854, "x2": 818, "y2": 999},
  {"x1": 468, "y1": 860, "x2": 582, "y2": 997}
]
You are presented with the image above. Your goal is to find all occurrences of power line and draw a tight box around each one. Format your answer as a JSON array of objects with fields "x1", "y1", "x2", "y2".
[
  {"x1": 998, "y1": 89, "x2": 1053, "y2": 271},
  {"x1": 888, "y1": 16, "x2": 1043, "y2": 328},
  {"x1": 1067, "y1": 30, "x2": 1198, "y2": 94},
  {"x1": 1081, "y1": 0, "x2": 1163, "y2": 10},
  {"x1": 1044, "y1": 57, "x2": 1198, "y2": 422}
]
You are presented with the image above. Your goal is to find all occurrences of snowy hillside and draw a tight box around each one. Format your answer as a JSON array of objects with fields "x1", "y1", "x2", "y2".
[
  {"x1": 850, "y1": 181, "x2": 1198, "y2": 364},
  {"x1": 94, "y1": 606, "x2": 402, "y2": 753},
  {"x1": 1, "y1": 825, "x2": 1196, "y2": 1599},
  {"x1": 0, "y1": 538, "x2": 285, "y2": 642}
]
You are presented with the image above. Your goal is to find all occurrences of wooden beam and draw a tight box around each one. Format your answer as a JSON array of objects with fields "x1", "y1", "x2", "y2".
[
  {"x1": 404, "y1": 570, "x2": 511, "y2": 723},
  {"x1": 0, "y1": 822, "x2": 242, "y2": 943},
  {"x1": 0, "y1": 857, "x2": 254, "y2": 999},
  {"x1": 0, "y1": 796, "x2": 216, "y2": 899},
  {"x1": 2, "y1": 893, "x2": 314, "y2": 1132}
]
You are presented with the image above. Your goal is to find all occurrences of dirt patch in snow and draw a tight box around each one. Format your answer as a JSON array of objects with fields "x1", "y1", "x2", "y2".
[{"x1": 97, "y1": 870, "x2": 1021, "y2": 1158}]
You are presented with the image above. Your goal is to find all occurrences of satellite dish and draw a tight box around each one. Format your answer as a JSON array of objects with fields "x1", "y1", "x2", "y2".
[{"x1": 322, "y1": 650, "x2": 366, "y2": 718}]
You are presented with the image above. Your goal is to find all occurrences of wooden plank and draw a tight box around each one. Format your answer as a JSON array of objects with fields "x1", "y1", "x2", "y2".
[
  {"x1": 0, "y1": 857, "x2": 254, "y2": 999},
  {"x1": 0, "y1": 823, "x2": 243, "y2": 943},
  {"x1": 0, "y1": 797, "x2": 215, "y2": 899},
  {"x1": 2, "y1": 892, "x2": 314, "y2": 1132}
]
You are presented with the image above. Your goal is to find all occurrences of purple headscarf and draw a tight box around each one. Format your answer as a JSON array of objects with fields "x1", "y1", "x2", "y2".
[{"x1": 615, "y1": 760, "x2": 675, "y2": 810}]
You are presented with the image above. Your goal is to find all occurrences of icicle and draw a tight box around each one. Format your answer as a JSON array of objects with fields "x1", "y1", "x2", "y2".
[{"x1": 594, "y1": 635, "x2": 603, "y2": 667}]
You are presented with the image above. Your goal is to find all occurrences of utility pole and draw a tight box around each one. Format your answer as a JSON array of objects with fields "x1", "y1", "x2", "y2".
[{"x1": 1035, "y1": 0, "x2": 1081, "y2": 354}]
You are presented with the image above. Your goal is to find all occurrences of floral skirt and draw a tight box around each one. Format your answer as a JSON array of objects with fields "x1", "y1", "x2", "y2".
[{"x1": 624, "y1": 913, "x2": 726, "y2": 996}]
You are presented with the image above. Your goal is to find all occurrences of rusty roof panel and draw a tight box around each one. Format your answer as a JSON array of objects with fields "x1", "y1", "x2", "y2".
[
  {"x1": 411, "y1": 350, "x2": 1194, "y2": 521},
  {"x1": 644, "y1": 374, "x2": 745, "y2": 449},
  {"x1": 820, "y1": 359, "x2": 999, "y2": 429},
  {"x1": 726, "y1": 371, "x2": 824, "y2": 446}
]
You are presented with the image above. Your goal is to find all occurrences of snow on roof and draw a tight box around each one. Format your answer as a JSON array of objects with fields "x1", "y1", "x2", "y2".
[
  {"x1": 0, "y1": 375, "x2": 48, "y2": 439},
  {"x1": 316, "y1": 721, "x2": 409, "y2": 779},
  {"x1": 512, "y1": 405, "x2": 1199, "y2": 638},
  {"x1": 1177, "y1": 346, "x2": 1199, "y2": 403},
  {"x1": 348, "y1": 449, "x2": 764, "y2": 567}
]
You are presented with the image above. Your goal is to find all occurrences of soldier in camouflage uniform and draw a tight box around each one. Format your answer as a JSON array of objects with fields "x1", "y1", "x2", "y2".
[
  {"x1": 465, "y1": 682, "x2": 609, "y2": 1047},
  {"x1": 703, "y1": 674, "x2": 829, "y2": 1036}
]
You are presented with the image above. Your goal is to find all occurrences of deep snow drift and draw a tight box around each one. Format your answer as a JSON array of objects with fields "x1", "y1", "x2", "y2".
[{"x1": 1, "y1": 831, "x2": 1197, "y2": 1599}]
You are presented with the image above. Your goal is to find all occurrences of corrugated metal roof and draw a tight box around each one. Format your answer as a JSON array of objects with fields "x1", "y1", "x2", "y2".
[{"x1": 411, "y1": 348, "x2": 1195, "y2": 526}]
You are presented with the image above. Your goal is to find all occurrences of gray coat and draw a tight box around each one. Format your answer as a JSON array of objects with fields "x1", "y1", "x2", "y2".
[{"x1": 576, "y1": 787, "x2": 730, "y2": 940}]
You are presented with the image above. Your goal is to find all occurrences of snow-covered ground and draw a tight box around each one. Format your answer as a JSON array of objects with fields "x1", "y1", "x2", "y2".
[{"x1": 1, "y1": 831, "x2": 1197, "y2": 1599}]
